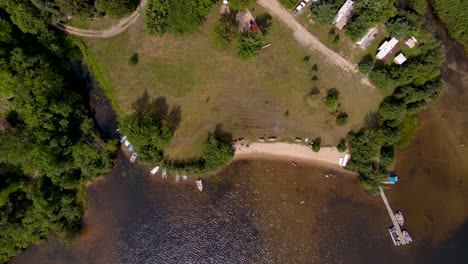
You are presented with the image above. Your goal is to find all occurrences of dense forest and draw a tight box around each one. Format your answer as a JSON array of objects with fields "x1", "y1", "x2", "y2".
[
  {"x1": 0, "y1": 1, "x2": 116, "y2": 262},
  {"x1": 430, "y1": 0, "x2": 468, "y2": 50},
  {"x1": 350, "y1": 12, "x2": 445, "y2": 193}
]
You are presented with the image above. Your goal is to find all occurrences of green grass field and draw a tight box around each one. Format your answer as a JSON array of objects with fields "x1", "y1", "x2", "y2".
[{"x1": 83, "y1": 4, "x2": 385, "y2": 160}]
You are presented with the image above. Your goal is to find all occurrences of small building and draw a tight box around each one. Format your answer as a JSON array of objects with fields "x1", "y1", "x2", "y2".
[
  {"x1": 394, "y1": 53, "x2": 407, "y2": 65},
  {"x1": 356, "y1": 27, "x2": 379, "y2": 49},
  {"x1": 0, "y1": 119, "x2": 12, "y2": 131},
  {"x1": 404, "y1": 36, "x2": 418, "y2": 48},
  {"x1": 376, "y1": 37, "x2": 399, "y2": 60},
  {"x1": 334, "y1": 0, "x2": 354, "y2": 30},
  {"x1": 236, "y1": 10, "x2": 256, "y2": 32}
]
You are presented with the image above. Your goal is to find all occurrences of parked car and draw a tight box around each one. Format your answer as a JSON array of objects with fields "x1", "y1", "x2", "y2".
[{"x1": 293, "y1": 2, "x2": 306, "y2": 15}]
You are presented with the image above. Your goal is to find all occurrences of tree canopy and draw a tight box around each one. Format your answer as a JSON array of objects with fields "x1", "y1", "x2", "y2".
[
  {"x1": 145, "y1": 0, "x2": 215, "y2": 35},
  {"x1": 0, "y1": 4, "x2": 116, "y2": 261},
  {"x1": 345, "y1": 0, "x2": 397, "y2": 41}
]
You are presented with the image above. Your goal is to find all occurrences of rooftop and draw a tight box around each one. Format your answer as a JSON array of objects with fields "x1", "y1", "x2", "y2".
[
  {"x1": 334, "y1": 0, "x2": 354, "y2": 30},
  {"x1": 376, "y1": 37, "x2": 399, "y2": 60},
  {"x1": 394, "y1": 53, "x2": 407, "y2": 65}
]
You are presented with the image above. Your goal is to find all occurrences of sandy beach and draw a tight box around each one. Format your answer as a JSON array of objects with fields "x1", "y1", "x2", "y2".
[{"x1": 234, "y1": 142, "x2": 350, "y2": 170}]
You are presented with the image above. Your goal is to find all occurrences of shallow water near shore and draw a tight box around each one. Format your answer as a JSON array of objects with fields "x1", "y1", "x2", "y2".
[{"x1": 12, "y1": 155, "x2": 401, "y2": 264}]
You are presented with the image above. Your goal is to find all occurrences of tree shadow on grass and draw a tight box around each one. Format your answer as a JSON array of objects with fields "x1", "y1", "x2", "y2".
[
  {"x1": 214, "y1": 123, "x2": 233, "y2": 145},
  {"x1": 131, "y1": 89, "x2": 182, "y2": 132}
]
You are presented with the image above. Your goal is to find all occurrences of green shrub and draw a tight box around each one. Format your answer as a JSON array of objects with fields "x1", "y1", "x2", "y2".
[
  {"x1": 145, "y1": 0, "x2": 214, "y2": 35},
  {"x1": 236, "y1": 31, "x2": 264, "y2": 59},
  {"x1": 336, "y1": 112, "x2": 348, "y2": 125},
  {"x1": 128, "y1": 53, "x2": 139, "y2": 66},
  {"x1": 324, "y1": 89, "x2": 340, "y2": 109},
  {"x1": 311, "y1": 2, "x2": 339, "y2": 24},
  {"x1": 410, "y1": 0, "x2": 427, "y2": 15},
  {"x1": 256, "y1": 13, "x2": 273, "y2": 35},
  {"x1": 212, "y1": 11, "x2": 239, "y2": 47},
  {"x1": 311, "y1": 137, "x2": 321, "y2": 152},
  {"x1": 396, "y1": 114, "x2": 419, "y2": 149},
  {"x1": 358, "y1": 54, "x2": 374, "y2": 74},
  {"x1": 337, "y1": 138, "x2": 346, "y2": 152}
]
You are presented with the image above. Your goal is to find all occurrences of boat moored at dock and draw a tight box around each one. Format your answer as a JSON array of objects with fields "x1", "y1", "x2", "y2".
[{"x1": 395, "y1": 210, "x2": 404, "y2": 226}]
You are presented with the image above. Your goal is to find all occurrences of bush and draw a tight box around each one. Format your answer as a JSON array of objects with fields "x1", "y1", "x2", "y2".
[
  {"x1": 387, "y1": 17, "x2": 414, "y2": 39},
  {"x1": 145, "y1": 0, "x2": 214, "y2": 35},
  {"x1": 324, "y1": 89, "x2": 340, "y2": 109},
  {"x1": 410, "y1": 0, "x2": 427, "y2": 15},
  {"x1": 312, "y1": 138, "x2": 321, "y2": 152},
  {"x1": 336, "y1": 112, "x2": 348, "y2": 125},
  {"x1": 358, "y1": 54, "x2": 374, "y2": 74},
  {"x1": 396, "y1": 114, "x2": 419, "y2": 149},
  {"x1": 128, "y1": 53, "x2": 138, "y2": 66},
  {"x1": 337, "y1": 138, "x2": 346, "y2": 152},
  {"x1": 332, "y1": 34, "x2": 340, "y2": 44},
  {"x1": 236, "y1": 31, "x2": 264, "y2": 59},
  {"x1": 95, "y1": 0, "x2": 139, "y2": 18},
  {"x1": 256, "y1": 13, "x2": 273, "y2": 35},
  {"x1": 311, "y1": 75, "x2": 318, "y2": 86},
  {"x1": 212, "y1": 11, "x2": 239, "y2": 47},
  {"x1": 311, "y1": 2, "x2": 339, "y2": 24}
]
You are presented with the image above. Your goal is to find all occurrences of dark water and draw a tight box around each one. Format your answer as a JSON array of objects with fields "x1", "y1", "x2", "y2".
[
  {"x1": 12, "y1": 156, "x2": 398, "y2": 264},
  {"x1": 10, "y1": 6, "x2": 468, "y2": 264}
]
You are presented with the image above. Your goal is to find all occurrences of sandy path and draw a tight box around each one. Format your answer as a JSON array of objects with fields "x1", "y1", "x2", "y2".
[
  {"x1": 258, "y1": 0, "x2": 358, "y2": 73},
  {"x1": 57, "y1": 0, "x2": 147, "y2": 38},
  {"x1": 234, "y1": 142, "x2": 349, "y2": 169}
]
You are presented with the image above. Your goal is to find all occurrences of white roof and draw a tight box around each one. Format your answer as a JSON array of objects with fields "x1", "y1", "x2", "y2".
[
  {"x1": 376, "y1": 37, "x2": 399, "y2": 59},
  {"x1": 334, "y1": 0, "x2": 354, "y2": 24},
  {"x1": 394, "y1": 53, "x2": 407, "y2": 65},
  {"x1": 356, "y1": 27, "x2": 378, "y2": 45}
]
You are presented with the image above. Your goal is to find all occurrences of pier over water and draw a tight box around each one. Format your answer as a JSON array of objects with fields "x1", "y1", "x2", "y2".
[{"x1": 379, "y1": 186, "x2": 407, "y2": 245}]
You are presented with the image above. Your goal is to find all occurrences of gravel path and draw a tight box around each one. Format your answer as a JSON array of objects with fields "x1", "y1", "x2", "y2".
[
  {"x1": 258, "y1": 0, "x2": 358, "y2": 73},
  {"x1": 57, "y1": 0, "x2": 147, "y2": 38}
]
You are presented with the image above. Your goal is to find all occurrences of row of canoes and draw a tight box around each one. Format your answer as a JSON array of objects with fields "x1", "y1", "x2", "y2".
[
  {"x1": 121, "y1": 135, "x2": 203, "y2": 192},
  {"x1": 149, "y1": 165, "x2": 203, "y2": 192}
]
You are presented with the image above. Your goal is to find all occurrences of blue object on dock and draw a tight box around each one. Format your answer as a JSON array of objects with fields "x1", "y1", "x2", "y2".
[
  {"x1": 120, "y1": 135, "x2": 128, "y2": 143},
  {"x1": 389, "y1": 176, "x2": 398, "y2": 183},
  {"x1": 129, "y1": 145, "x2": 134, "y2": 152}
]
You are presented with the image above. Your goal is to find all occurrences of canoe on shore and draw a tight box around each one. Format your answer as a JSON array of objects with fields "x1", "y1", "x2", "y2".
[
  {"x1": 130, "y1": 152, "x2": 137, "y2": 163},
  {"x1": 150, "y1": 166, "x2": 159, "y2": 175},
  {"x1": 196, "y1": 178, "x2": 203, "y2": 192}
]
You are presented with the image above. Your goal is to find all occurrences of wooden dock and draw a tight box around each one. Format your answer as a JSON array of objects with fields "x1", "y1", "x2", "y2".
[{"x1": 379, "y1": 186, "x2": 407, "y2": 245}]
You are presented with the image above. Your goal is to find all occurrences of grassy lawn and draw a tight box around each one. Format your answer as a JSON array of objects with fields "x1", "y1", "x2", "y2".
[
  {"x1": 84, "y1": 4, "x2": 385, "y2": 160},
  {"x1": 66, "y1": 16, "x2": 120, "y2": 30}
]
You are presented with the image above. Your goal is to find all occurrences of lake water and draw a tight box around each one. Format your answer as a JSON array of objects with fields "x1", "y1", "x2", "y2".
[{"x1": 10, "y1": 5, "x2": 468, "y2": 264}]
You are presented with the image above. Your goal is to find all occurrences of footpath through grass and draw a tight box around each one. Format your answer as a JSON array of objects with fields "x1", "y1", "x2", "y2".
[{"x1": 84, "y1": 4, "x2": 385, "y2": 160}]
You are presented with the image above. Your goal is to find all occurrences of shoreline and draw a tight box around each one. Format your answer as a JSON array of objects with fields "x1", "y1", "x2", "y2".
[{"x1": 233, "y1": 142, "x2": 354, "y2": 175}]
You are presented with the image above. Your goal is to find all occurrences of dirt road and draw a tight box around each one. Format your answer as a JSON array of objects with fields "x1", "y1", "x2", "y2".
[
  {"x1": 258, "y1": 0, "x2": 358, "y2": 73},
  {"x1": 57, "y1": 0, "x2": 147, "y2": 38}
]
